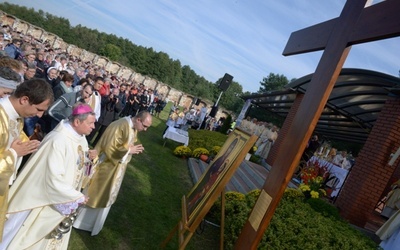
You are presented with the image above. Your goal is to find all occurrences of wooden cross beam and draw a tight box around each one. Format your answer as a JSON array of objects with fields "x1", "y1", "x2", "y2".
[
  {"x1": 235, "y1": 0, "x2": 400, "y2": 249},
  {"x1": 283, "y1": 0, "x2": 400, "y2": 56}
]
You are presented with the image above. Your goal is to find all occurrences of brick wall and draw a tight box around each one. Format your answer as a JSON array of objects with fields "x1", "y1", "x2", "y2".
[{"x1": 336, "y1": 97, "x2": 400, "y2": 227}]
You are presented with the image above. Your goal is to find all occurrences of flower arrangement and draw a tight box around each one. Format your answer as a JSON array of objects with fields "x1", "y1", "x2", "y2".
[
  {"x1": 173, "y1": 146, "x2": 192, "y2": 158},
  {"x1": 299, "y1": 161, "x2": 328, "y2": 199},
  {"x1": 192, "y1": 147, "x2": 210, "y2": 158}
]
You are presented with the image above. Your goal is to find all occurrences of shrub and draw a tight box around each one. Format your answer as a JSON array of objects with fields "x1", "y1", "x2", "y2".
[
  {"x1": 305, "y1": 198, "x2": 341, "y2": 220},
  {"x1": 173, "y1": 145, "x2": 192, "y2": 157},
  {"x1": 192, "y1": 147, "x2": 210, "y2": 158},
  {"x1": 209, "y1": 189, "x2": 379, "y2": 249},
  {"x1": 188, "y1": 129, "x2": 227, "y2": 151}
]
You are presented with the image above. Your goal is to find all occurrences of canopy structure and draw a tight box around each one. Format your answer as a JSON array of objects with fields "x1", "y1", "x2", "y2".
[{"x1": 242, "y1": 68, "x2": 400, "y2": 144}]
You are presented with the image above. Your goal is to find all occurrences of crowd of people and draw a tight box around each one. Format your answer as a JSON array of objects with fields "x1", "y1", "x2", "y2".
[
  {"x1": 0, "y1": 25, "x2": 158, "y2": 249},
  {"x1": 0, "y1": 25, "x2": 167, "y2": 135}
]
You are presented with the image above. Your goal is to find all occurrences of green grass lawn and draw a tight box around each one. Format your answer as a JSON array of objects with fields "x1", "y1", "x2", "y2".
[{"x1": 69, "y1": 105, "x2": 221, "y2": 249}]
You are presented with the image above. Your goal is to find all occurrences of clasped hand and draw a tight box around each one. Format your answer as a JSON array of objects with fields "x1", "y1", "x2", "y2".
[
  {"x1": 129, "y1": 144, "x2": 144, "y2": 155},
  {"x1": 11, "y1": 139, "x2": 40, "y2": 157}
]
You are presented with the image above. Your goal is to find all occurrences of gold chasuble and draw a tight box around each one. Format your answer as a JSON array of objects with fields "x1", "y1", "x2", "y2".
[
  {"x1": 0, "y1": 104, "x2": 28, "y2": 241},
  {"x1": 86, "y1": 117, "x2": 137, "y2": 208}
]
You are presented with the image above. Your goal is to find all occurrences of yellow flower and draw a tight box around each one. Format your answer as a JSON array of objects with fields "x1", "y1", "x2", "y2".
[
  {"x1": 192, "y1": 148, "x2": 210, "y2": 158},
  {"x1": 299, "y1": 183, "x2": 311, "y2": 192},
  {"x1": 310, "y1": 190, "x2": 319, "y2": 198},
  {"x1": 173, "y1": 146, "x2": 192, "y2": 157}
]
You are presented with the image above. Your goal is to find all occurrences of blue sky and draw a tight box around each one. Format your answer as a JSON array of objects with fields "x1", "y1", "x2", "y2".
[{"x1": 5, "y1": 0, "x2": 399, "y2": 92}]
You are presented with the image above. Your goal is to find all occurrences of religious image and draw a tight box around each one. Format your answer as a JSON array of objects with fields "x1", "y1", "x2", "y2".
[{"x1": 185, "y1": 129, "x2": 251, "y2": 225}]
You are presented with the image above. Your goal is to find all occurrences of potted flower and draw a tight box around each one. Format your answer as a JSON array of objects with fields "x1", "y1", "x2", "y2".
[
  {"x1": 192, "y1": 147, "x2": 210, "y2": 162},
  {"x1": 173, "y1": 146, "x2": 192, "y2": 159}
]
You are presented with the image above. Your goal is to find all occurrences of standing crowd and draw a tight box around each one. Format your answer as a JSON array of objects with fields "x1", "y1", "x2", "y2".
[{"x1": 0, "y1": 25, "x2": 156, "y2": 249}]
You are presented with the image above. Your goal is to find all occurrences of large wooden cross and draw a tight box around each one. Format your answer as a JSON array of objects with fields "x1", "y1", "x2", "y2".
[{"x1": 235, "y1": 0, "x2": 400, "y2": 248}]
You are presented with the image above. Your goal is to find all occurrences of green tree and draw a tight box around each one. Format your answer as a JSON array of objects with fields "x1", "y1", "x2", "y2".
[
  {"x1": 218, "y1": 81, "x2": 244, "y2": 114},
  {"x1": 99, "y1": 44, "x2": 122, "y2": 61},
  {"x1": 180, "y1": 65, "x2": 197, "y2": 93},
  {"x1": 258, "y1": 73, "x2": 289, "y2": 93}
]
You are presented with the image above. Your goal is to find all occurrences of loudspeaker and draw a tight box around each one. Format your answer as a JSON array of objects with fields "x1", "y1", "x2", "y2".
[
  {"x1": 195, "y1": 98, "x2": 201, "y2": 106},
  {"x1": 209, "y1": 106, "x2": 218, "y2": 117},
  {"x1": 219, "y1": 73, "x2": 233, "y2": 91}
]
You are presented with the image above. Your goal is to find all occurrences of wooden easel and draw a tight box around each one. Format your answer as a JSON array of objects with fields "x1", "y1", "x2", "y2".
[
  {"x1": 161, "y1": 191, "x2": 226, "y2": 250},
  {"x1": 161, "y1": 129, "x2": 257, "y2": 249}
]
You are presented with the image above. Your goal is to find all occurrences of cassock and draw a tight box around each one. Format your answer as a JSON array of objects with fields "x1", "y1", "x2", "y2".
[
  {"x1": 256, "y1": 129, "x2": 277, "y2": 159},
  {"x1": 255, "y1": 125, "x2": 268, "y2": 147},
  {"x1": 0, "y1": 98, "x2": 28, "y2": 241},
  {"x1": 0, "y1": 120, "x2": 88, "y2": 250},
  {"x1": 74, "y1": 116, "x2": 137, "y2": 235}
]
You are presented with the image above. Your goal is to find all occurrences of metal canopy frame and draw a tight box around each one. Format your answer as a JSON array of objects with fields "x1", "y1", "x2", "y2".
[{"x1": 242, "y1": 68, "x2": 400, "y2": 144}]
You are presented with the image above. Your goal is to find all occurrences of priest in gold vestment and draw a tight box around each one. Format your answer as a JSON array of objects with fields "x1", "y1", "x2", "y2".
[
  {"x1": 0, "y1": 104, "x2": 97, "y2": 250},
  {"x1": 0, "y1": 78, "x2": 53, "y2": 242},
  {"x1": 74, "y1": 111, "x2": 152, "y2": 235}
]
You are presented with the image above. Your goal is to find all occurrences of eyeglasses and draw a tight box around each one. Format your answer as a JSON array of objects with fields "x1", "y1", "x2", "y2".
[{"x1": 140, "y1": 120, "x2": 150, "y2": 129}]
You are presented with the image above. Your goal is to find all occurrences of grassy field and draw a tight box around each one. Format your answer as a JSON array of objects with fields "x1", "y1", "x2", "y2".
[{"x1": 69, "y1": 104, "x2": 221, "y2": 249}]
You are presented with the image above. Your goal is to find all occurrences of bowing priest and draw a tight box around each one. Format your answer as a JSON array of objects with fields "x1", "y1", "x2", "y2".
[
  {"x1": 74, "y1": 111, "x2": 152, "y2": 235},
  {"x1": 0, "y1": 103, "x2": 97, "y2": 250},
  {"x1": 0, "y1": 78, "x2": 53, "y2": 242}
]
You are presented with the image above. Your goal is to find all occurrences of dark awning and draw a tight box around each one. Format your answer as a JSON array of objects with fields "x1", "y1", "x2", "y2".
[{"x1": 242, "y1": 68, "x2": 400, "y2": 144}]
